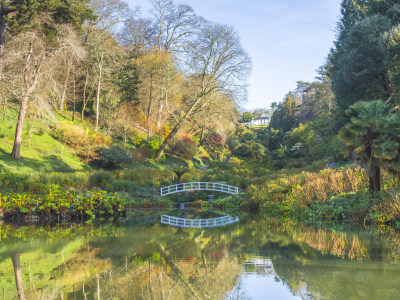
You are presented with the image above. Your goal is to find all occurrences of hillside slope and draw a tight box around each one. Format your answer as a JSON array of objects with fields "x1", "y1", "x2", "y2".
[{"x1": 0, "y1": 108, "x2": 88, "y2": 173}]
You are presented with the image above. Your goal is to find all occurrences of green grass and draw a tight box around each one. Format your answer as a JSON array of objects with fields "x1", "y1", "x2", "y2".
[
  {"x1": 0, "y1": 107, "x2": 194, "y2": 174},
  {"x1": 0, "y1": 107, "x2": 89, "y2": 173}
]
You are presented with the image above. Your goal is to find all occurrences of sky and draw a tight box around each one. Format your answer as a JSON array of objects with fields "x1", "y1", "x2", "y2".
[{"x1": 126, "y1": 0, "x2": 342, "y2": 110}]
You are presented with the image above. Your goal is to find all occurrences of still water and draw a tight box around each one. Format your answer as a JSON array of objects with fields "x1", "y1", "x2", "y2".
[{"x1": 1, "y1": 211, "x2": 400, "y2": 299}]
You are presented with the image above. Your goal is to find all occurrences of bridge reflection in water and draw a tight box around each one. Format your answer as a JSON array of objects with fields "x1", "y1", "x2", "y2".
[{"x1": 161, "y1": 215, "x2": 239, "y2": 228}]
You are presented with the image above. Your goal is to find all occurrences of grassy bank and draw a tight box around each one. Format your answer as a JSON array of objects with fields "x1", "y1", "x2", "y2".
[
  {"x1": 2, "y1": 106, "x2": 400, "y2": 229},
  {"x1": 0, "y1": 108, "x2": 88, "y2": 172},
  {"x1": 243, "y1": 165, "x2": 400, "y2": 227},
  {"x1": 2, "y1": 154, "x2": 400, "y2": 228}
]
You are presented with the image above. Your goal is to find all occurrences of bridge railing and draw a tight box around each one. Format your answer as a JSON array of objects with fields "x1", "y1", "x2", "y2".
[
  {"x1": 161, "y1": 215, "x2": 239, "y2": 228},
  {"x1": 160, "y1": 182, "x2": 239, "y2": 196}
]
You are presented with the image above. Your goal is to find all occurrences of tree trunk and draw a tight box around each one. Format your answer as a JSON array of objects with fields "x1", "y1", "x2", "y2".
[
  {"x1": 11, "y1": 96, "x2": 28, "y2": 161},
  {"x1": 95, "y1": 64, "x2": 103, "y2": 132},
  {"x1": 0, "y1": 3, "x2": 6, "y2": 121},
  {"x1": 0, "y1": 2, "x2": 6, "y2": 82},
  {"x1": 155, "y1": 122, "x2": 179, "y2": 162},
  {"x1": 96, "y1": 274, "x2": 100, "y2": 300},
  {"x1": 60, "y1": 59, "x2": 72, "y2": 110},
  {"x1": 72, "y1": 73, "x2": 76, "y2": 122},
  {"x1": 156, "y1": 242, "x2": 207, "y2": 300},
  {"x1": 148, "y1": 260, "x2": 154, "y2": 300},
  {"x1": 11, "y1": 252, "x2": 25, "y2": 300},
  {"x1": 82, "y1": 68, "x2": 89, "y2": 122},
  {"x1": 147, "y1": 74, "x2": 153, "y2": 141},
  {"x1": 382, "y1": 71, "x2": 392, "y2": 100},
  {"x1": 2, "y1": 95, "x2": 6, "y2": 121},
  {"x1": 124, "y1": 126, "x2": 127, "y2": 147},
  {"x1": 157, "y1": 93, "x2": 164, "y2": 142},
  {"x1": 11, "y1": 48, "x2": 46, "y2": 160},
  {"x1": 155, "y1": 95, "x2": 204, "y2": 162},
  {"x1": 130, "y1": 122, "x2": 148, "y2": 133},
  {"x1": 369, "y1": 165, "x2": 381, "y2": 193}
]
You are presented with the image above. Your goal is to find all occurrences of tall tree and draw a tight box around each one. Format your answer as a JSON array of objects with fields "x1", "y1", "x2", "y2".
[
  {"x1": 270, "y1": 92, "x2": 300, "y2": 133},
  {"x1": 7, "y1": 29, "x2": 87, "y2": 161},
  {"x1": 86, "y1": 0, "x2": 131, "y2": 36},
  {"x1": 3, "y1": 0, "x2": 94, "y2": 160},
  {"x1": 154, "y1": 23, "x2": 251, "y2": 161},
  {"x1": 329, "y1": 0, "x2": 400, "y2": 115},
  {"x1": 298, "y1": 81, "x2": 335, "y2": 123},
  {"x1": 0, "y1": 0, "x2": 7, "y2": 82},
  {"x1": 136, "y1": 50, "x2": 176, "y2": 140},
  {"x1": 119, "y1": 16, "x2": 154, "y2": 57},
  {"x1": 86, "y1": 28, "x2": 121, "y2": 131},
  {"x1": 84, "y1": 0, "x2": 129, "y2": 131},
  {"x1": 151, "y1": 0, "x2": 201, "y2": 52},
  {"x1": 330, "y1": 15, "x2": 393, "y2": 112},
  {"x1": 383, "y1": 24, "x2": 400, "y2": 104}
]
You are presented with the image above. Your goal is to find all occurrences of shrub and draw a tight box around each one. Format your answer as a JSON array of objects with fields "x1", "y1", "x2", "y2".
[
  {"x1": 234, "y1": 141, "x2": 265, "y2": 159},
  {"x1": 53, "y1": 121, "x2": 89, "y2": 150},
  {"x1": 109, "y1": 179, "x2": 140, "y2": 193},
  {"x1": 202, "y1": 132, "x2": 225, "y2": 159},
  {"x1": 242, "y1": 131, "x2": 257, "y2": 142},
  {"x1": 36, "y1": 128, "x2": 45, "y2": 136},
  {"x1": 89, "y1": 171, "x2": 113, "y2": 187},
  {"x1": 119, "y1": 167, "x2": 174, "y2": 187},
  {"x1": 140, "y1": 138, "x2": 166, "y2": 162},
  {"x1": 230, "y1": 157, "x2": 243, "y2": 165},
  {"x1": 226, "y1": 135, "x2": 240, "y2": 152},
  {"x1": 168, "y1": 134, "x2": 198, "y2": 160},
  {"x1": 131, "y1": 134, "x2": 144, "y2": 146},
  {"x1": 97, "y1": 146, "x2": 133, "y2": 169}
]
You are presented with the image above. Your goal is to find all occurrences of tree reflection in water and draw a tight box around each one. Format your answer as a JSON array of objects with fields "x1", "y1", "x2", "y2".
[{"x1": 2, "y1": 216, "x2": 400, "y2": 299}]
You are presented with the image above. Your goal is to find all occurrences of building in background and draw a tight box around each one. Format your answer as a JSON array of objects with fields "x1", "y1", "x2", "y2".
[{"x1": 241, "y1": 116, "x2": 270, "y2": 126}]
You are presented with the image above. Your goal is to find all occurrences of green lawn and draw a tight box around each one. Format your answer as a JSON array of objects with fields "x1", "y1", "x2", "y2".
[{"x1": 0, "y1": 107, "x2": 88, "y2": 173}]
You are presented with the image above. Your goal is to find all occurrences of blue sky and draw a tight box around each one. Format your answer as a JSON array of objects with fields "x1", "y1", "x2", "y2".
[{"x1": 127, "y1": 0, "x2": 342, "y2": 110}]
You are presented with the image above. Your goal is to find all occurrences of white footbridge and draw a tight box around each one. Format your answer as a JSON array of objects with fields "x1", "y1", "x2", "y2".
[
  {"x1": 161, "y1": 215, "x2": 239, "y2": 228},
  {"x1": 160, "y1": 182, "x2": 239, "y2": 196}
]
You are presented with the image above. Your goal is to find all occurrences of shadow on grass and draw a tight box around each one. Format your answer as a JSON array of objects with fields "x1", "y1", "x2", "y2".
[{"x1": 0, "y1": 152, "x2": 76, "y2": 172}]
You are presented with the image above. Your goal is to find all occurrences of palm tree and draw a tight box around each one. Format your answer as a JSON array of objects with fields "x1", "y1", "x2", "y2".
[{"x1": 339, "y1": 100, "x2": 400, "y2": 193}]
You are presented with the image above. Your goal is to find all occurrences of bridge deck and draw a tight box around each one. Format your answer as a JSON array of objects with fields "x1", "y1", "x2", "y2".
[{"x1": 160, "y1": 182, "x2": 239, "y2": 196}]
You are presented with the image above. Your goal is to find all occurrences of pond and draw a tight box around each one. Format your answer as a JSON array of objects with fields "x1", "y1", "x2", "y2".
[{"x1": 1, "y1": 211, "x2": 400, "y2": 299}]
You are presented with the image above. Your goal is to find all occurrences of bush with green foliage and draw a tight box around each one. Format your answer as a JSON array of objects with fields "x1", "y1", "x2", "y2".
[
  {"x1": 168, "y1": 135, "x2": 198, "y2": 160},
  {"x1": 242, "y1": 112, "x2": 254, "y2": 122},
  {"x1": 140, "y1": 137, "x2": 166, "y2": 162},
  {"x1": 89, "y1": 171, "x2": 113, "y2": 187},
  {"x1": 0, "y1": 188, "x2": 172, "y2": 222},
  {"x1": 285, "y1": 123, "x2": 315, "y2": 153},
  {"x1": 97, "y1": 146, "x2": 133, "y2": 169},
  {"x1": 202, "y1": 132, "x2": 225, "y2": 159},
  {"x1": 53, "y1": 121, "x2": 89, "y2": 150},
  {"x1": 242, "y1": 131, "x2": 257, "y2": 142},
  {"x1": 257, "y1": 127, "x2": 283, "y2": 152},
  {"x1": 234, "y1": 141, "x2": 265, "y2": 159}
]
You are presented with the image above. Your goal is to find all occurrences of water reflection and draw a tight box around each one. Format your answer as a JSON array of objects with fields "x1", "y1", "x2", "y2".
[
  {"x1": 160, "y1": 214, "x2": 239, "y2": 228},
  {"x1": 1, "y1": 215, "x2": 400, "y2": 299}
]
